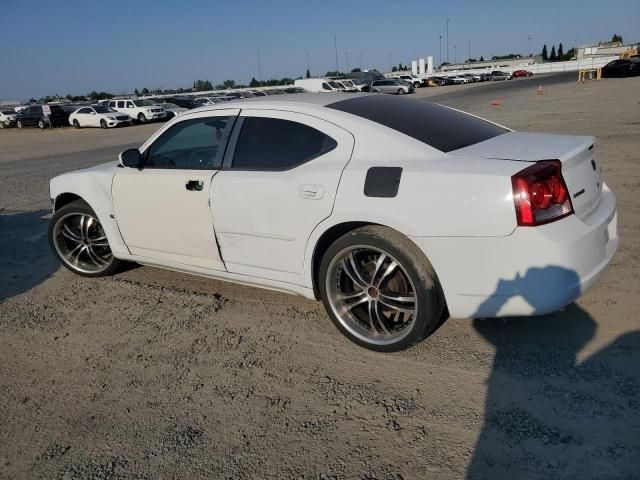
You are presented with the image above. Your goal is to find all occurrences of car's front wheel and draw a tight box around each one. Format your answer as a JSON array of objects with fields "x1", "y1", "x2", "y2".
[
  {"x1": 17, "y1": 120, "x2": 23, "y2": 128},
  {"x1": 73, "y1": 119, "x2": 80, "y2": 129},
  {"x1": 38, "y1": 119, "x2": 46, "y2": 129},
  {"x1": 137, "y1": 113, "x2": 146, "y2": 124},
  {"x1": 319, "y1": 226, "x2": 445, "y2": 352},
  {"x1": 397, "y1": 89, "x2": 405, "y2": 95},
  {"x1": 49, "y1": 199, "x2": 121, "y2": 277},
  {"x1": 100, "y1": 119, "x2": 107, "y2": 129}
]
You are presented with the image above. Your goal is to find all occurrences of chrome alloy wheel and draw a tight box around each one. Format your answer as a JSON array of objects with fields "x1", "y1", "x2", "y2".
[
  {"x1": 326, "y1": 245, "x2": 418, "y2": 346},
  {"x1": 52, "y1": 213, "x2": 113, "y2": 274}
]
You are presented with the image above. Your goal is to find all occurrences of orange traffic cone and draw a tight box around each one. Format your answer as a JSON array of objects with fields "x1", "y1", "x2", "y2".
[
  {"x1": 537, "y1": 84, "x2": 544, "y2": 95},
  {"x1": 491, "y1": 99, "x2": 500, "y2": 106}
]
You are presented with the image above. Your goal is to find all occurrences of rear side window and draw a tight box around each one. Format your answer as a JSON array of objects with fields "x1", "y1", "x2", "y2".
[
  {"x1": 327, "y1": 95, "x2": 507, "y2": 152},
  {"x1": 231, "y1": 117, "x2": 337, "y2": 170}
]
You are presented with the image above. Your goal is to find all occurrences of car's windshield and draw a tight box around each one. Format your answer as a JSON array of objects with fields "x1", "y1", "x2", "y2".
[
  {"x1": 162, "y1": 103, "x2": 179, "y2": 109},
  {"x1": 1, "y1": 110, "x2": 14, "y2": 114},
  {"x1": 132, "y1": 100, "x2": 155, "y2": 107},
  {"x1": 328, "y1": 95, "x2": 508, "y2": 153},
  {"x1": 93, "y1": 106, "x2": 113, "y2": 113},
  {"x1": 328, "y1": 81, "x2": 341, "y2": 89}
]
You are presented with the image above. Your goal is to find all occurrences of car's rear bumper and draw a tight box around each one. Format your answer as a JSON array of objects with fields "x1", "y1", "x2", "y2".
[{"x1": 410, "y1": 184, "x2": 618, "y2": 318}]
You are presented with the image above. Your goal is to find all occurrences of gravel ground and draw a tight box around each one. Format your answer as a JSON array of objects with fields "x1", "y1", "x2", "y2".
[{"x1": 1, "y1": 76, "x2": 639, "y2": 479}]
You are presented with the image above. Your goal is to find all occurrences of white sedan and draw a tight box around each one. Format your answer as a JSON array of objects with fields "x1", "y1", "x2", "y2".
[
  {"x1": 69, "y1": 105, "x2": 132, "y2": 128},
  {"x1": 48, "y1": 94, "x2": 618, "y2": 351}
]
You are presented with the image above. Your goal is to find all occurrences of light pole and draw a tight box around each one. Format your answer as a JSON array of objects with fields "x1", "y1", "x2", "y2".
[
  {"x1": 345, "y1": 51, "x2": 349, "y2": 73},
  {"x1": 257, "y1": 51, "x2": 262, "y2": 83},
  {"x1": 468, "y1": 39, "x2": 471, "y2": 63},
  {"x1": 528, "y1": 36, "x2": 532, "y2": 57},
  {"x1": 453, "y1": 45, "x2": 457, "y2": 64},
  {"x1": 439, "y1": 35, "x2": 442, "y2": 67},
  {"x1": 446, "y1": 19, "x2": 450, "y2": 63},
  {"x1": 334, "y1": 35, "x2": 339, "y2": 73},
  {"x1": 389, "y1": 53, "x2": 392, "y2": 72},
  {"x1": 358, "y1": 53, "x2": 362, "y2": 70},
  {"x1": 306, "y1": 51, "x2": 310, "y2": 75}
]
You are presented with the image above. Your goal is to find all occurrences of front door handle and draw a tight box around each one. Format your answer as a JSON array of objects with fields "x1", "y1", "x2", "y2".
[{"x1": 186, "y1": 180, "x2": 204, "y2": 191}]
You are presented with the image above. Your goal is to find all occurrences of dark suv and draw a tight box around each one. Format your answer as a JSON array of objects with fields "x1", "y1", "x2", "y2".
[
  {"x1": 16, "y1": 105, "x2": 70, "y2": 129},
  {"x1": 162, "y1": 96, "x2": 202, "y2": 109}
]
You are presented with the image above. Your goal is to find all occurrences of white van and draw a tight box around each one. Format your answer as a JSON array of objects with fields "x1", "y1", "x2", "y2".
[{"x1": 293, "y1": 78, "x2": 341, "y2": 93}]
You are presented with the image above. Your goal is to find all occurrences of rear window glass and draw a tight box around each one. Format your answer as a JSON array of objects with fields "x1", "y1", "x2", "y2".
[{"x1": 327, "y1": 95, "x2": 507, "y2": 152}]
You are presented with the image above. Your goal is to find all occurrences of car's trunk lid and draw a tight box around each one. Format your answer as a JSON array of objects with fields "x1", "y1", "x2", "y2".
[{"x1": 450, "y1": 132, "x2": 603, "y2": 219}]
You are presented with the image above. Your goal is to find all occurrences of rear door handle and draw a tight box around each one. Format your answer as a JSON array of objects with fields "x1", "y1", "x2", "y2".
[
  {"x1": 186, "y1": 180, "x2": 204, "y2": 191},
  {"x1": 298, "y1": 184, "x2": 325, "y2": 200}
]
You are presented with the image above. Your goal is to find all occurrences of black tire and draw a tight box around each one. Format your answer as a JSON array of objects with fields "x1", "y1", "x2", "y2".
[
  {"x1": 397, "y1": 89, "x2": 405, "y2": 95},
  {"x1": 17, "y1": 120, "x2": 23, "y2": 128},
  {"x1": 0, "y1": 121, "x2": 4, "y2": 129},
  {"x1": 100, "y1": 119, "x2": 107, "y2": 129},
  {"x1": 38, "y1": 119, "x2": 45, "y2": 129},
  {"x1": 137, "y1": 113, "x2": 146, "y2": 124},
  {"x1": 49, "y1": 199, "x2": 122, "y2": 278},
  {"x1": 73, "y1": 119, "x2": 80, "y2": 129},
  {"x1": 318, "y1": 225, "x2": 445, "y2": 352}
]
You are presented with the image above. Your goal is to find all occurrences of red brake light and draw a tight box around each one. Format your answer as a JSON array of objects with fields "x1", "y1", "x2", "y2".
[{"x1": 511, "y1": 160, "x2": 573, "y2": 226}]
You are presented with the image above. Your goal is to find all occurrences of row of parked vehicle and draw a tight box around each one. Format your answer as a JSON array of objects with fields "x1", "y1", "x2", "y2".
[{"x1": 0, "y1": 88, "x2": 307, "y2": 130}]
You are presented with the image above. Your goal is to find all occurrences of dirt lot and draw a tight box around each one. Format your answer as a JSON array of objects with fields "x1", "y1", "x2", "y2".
[{"x1": 1, "y1": 76, "x2": 639, "y2": 479}]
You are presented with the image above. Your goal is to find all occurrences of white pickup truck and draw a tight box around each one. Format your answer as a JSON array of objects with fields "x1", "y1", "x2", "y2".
[{"x1": 107, "y1": 99, "x2": 166, "y2": 123}]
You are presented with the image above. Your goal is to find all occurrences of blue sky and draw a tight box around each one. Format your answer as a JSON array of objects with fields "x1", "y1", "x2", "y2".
[{"x1": 1, "y1": 0, "x2": 637, "y2": 100}]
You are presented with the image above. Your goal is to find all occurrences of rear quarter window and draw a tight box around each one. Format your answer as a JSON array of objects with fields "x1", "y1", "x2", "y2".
[{"x1": 327, "y1": 95, "x2": 507, "y2": 152}]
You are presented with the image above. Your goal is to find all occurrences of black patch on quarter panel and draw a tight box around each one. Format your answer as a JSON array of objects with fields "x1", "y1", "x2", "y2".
[{"x1": 364, "y1": 167, "x2": 403, "y2": 198}]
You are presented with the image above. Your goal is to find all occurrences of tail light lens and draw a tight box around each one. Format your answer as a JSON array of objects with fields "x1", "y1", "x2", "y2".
[{"x1": 511, "y1": 160, "x2": 573, "y2": 226}]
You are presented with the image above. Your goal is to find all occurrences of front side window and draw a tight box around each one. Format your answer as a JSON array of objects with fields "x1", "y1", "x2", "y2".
[
  {"x1": 231, "y1": 117, "x2": 337, "y2": 170},
  {"x1": 146, "y1": 116, "x2": 234, "y2": 169},
  {"x1": 78, "y1": 108, "x2": 92, "y2": 114},
  {"x1": 322, "y1": 83, "x2": 332, "y2": 90},
  {"x1": 126, "y1": 101, "x2": 134, "y2": 108}
]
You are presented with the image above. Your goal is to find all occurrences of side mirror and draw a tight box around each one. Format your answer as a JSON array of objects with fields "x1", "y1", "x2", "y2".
[{"x1": 119, "y1": 148, "x2": 142, "y2": 168}]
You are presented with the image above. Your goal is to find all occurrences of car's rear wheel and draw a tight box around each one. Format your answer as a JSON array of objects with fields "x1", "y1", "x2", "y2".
[
  {"x1": 100, "y1": 119, "x2": 107, "y2": 129},
  {"x1": 73, "y1": 119, "x2": 80, "y2": 129},
  {"x1": 137, "y1": 113, "x2": 146, "y2": 124},
  {"x1": 0, "y1": 121, "x2": 4, "y2": 129},
  {"x1": 49, "y1": 199, "x2": 121, "y2": 277},
  {"x1": 38, "y1": 119, "x2": 45, "y2": 129},
  {"x1": 397, "y1": 89, "x2": 405, "y2": 95},
  {"x1": 319, "y1": 226, "x2": 445, "y2": 352}
]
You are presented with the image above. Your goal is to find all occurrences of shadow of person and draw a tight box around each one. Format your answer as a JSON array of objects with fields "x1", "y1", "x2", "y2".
[
  {"x1": 0, "y1": 209, "x2": 60, "y2": 302},
  {"x1": 467, "y1": 266, "x2": 640, "y2": 479}
]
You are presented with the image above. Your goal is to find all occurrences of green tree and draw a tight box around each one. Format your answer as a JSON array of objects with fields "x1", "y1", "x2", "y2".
[
  {"x1": 305, "y1": 69, "x2": 311, "y2": 78},
  {"x1": 479, "y1": 55, "x2": 485, "y2": 61},
  {"x1": 222, "y1": 80, "x2": 236, "y2": 89},
  {"x1": 611, "y1": 33, "x2": 623, "y2": 43},
  {"x1": 550, "y1": 45, "x2": 556, "y2": 61},
  {"x1": 141, "y1": 87, "x2": 150, "y2": 95},
  {"x1": 542, "y1": 44, "x2": 548, "y2": 61},
  {"x1": 89, "y1": 91, "x2": 99, "y2": 101},
  {"x1": 350, "y1": 68, "x2": 361, "y2": 73},
  {"x1": 134, "y1": 88, "x2": 140, "y2": 96},
  {"x1": 557, "y1": 43, "x2": 564, "y2": 60},
  {"x1": 249, "y1": 77, "x2": 260, "y2": 88}
]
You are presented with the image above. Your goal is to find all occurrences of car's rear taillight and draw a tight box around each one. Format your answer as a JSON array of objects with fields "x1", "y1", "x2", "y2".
[{"x1": 511, "y1": 160, "x2": 573, "y2": 226}]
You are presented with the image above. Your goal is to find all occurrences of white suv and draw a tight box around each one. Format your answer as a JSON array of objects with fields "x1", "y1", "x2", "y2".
[
  {"x1": 398, "y1": 74, "x2": 423, "y2": 88},
  {"x1": 108, "y1": 99, "x2": 166, "y2": 123}
]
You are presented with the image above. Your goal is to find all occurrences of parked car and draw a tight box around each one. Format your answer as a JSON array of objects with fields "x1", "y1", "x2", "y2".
[
  {"x1": 108, "y1": 99, "x2": 166, "y2": 123},
  {"x1": 69, "y1": 105, "x2": 132, "y2": 128},
  {"x1": 16, "y1": 105, "x2": 70, "y2": 129},
  {"x1": 448, "y1": 76, "x2": 469, "y2": 84},
  {"x1": 226, "y1": 91, "x2": 256, "y2": 99},
  {"x1": 294, "y1": 78, "x2": 341, "y2": 93},
  {"x1": 250, "y1": 91, "x2": 269, "y2": 97},
  {"x1": 461, "y1": 74, "x2": 480, "y2": 83},
  {"x1": 347, "y1": 78, "x2": 370, "y2": 92},
  {"x1": 160, "y1": 96, "x2": 203, "y2": 109},
  {"x1": 193, "y1": 97, "x2": 227, "y2": 107},
  {"x1": 156, "y1": 102, "x2": 188, "y2": 119},
  {"x1": 490, "y1": 71, "x2": 512, "y2": 81},
  {"x1": 398, "y1": 74, "x2": 423, "y2": 88},
  {"x1": 601, "y1": 58, "x2": 640, "y2": 78},
  {"x1": 48, "y1": 94, "x2": 618, "y2": 352},
  {"x1": 371, "y1": 79, "x2": 414, "y2": 94},
  {"x1": 0, "y1": 109, "x2": 17, "y2": 128},
  {"x1": 512, "y1": 70, "x2": 533, "y2": 77}
]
